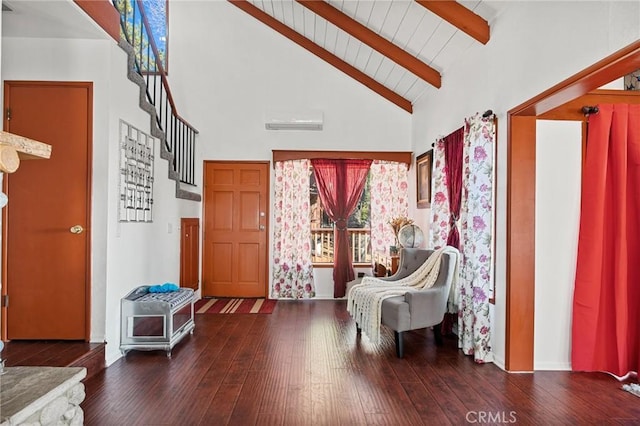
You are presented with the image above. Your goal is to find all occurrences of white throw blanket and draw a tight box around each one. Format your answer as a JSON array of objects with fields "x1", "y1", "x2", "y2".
[{"x1": 347, "y1": 246, "x2": 460, "y2": 343}]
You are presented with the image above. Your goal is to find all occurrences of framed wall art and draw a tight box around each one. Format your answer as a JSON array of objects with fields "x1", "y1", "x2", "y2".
[{"x1": 416, "y1": 150, "x2": 433, "y2": 209}]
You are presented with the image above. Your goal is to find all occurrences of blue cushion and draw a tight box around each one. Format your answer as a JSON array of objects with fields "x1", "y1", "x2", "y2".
[{"x1": 148, "y1": 283, "x2": 179, "y2": 293}]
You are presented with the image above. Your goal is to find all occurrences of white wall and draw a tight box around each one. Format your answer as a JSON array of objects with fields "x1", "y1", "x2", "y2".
[
  {"x1": 411, "y1": 0, "x2": 640, "y2": 369},
  {"x1": 1, "y1": 37, "x2": 200, "y2": 364},
  {"x1": 2, "y1": 37, "x2": 114, "y2": 345},
  {"x1": 103, "y1": 42, "x2": 201, "y2": 364},
  {"x1": 534, "y1": 120, "x2": 581, "y2": 370},
  {"x1": 168, "y1": 1, "x2": 412, "y2": 298}
]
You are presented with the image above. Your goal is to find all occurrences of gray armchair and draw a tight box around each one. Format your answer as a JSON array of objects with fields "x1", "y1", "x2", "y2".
[{"x1": 375, "y1": 248, "x2": 456, "y2": 358}]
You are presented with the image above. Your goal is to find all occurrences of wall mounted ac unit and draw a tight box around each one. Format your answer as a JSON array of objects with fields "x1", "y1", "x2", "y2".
[{"x1": 265, "y1": 110, "x2": 323, "y2": 130}]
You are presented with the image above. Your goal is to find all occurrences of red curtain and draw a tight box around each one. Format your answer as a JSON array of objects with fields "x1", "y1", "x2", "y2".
[
  {"x1": 311, "y1": 158, "x2": 372, "y2": 298},
  {"x1": 444, "y1": 127, "x2": 464, "y2": 249},
  {"x1": 572, "y1": 104, "x2": 640, "y2": 377}
]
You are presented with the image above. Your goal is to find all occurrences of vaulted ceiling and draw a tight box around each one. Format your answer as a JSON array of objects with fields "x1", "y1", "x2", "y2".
[
  {"x1": 2, "y1": 0, "x2": 505, "y2": 114},
  {"x1": 229, "y1": 0, "x2": 504, "y2": 113}
]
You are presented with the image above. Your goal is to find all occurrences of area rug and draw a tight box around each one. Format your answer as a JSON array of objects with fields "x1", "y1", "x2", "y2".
[{"x1": 194, "y1": 298, "x2": 277, "y2": 314}]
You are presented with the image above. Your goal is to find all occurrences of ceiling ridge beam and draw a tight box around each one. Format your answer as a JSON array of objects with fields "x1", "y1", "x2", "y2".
[
  {"x1": 295, "y1": 0, "x2": 441, "y2": 89},
  {"x1": 228, "y1": 0, "x2": 413, "y2": 113},
  {"x1": 414, "y1": 0, "x2": 490, "y2": 45}
]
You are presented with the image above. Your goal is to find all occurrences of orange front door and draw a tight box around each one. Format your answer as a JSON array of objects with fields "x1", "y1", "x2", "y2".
[
  {"x1": 2, "y1": 81, "x2": 92, "y2": 340},
  {"x1": 202, "y1": 162, "x2": 269, "y2": 297}
]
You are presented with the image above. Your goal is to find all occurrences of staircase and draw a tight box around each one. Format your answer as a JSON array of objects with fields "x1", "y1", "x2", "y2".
[{"x1": 114, "y1": 0, "x2": 200, "y2": 201}]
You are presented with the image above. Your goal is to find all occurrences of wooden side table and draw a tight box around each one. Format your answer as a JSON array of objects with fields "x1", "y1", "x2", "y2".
[{"x1": 374, "y1": 253, "x2": 400, "y2": 277}]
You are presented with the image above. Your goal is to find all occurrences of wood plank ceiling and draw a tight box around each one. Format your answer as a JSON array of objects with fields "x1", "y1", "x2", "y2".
[{"x1": 229, "y1": 0, "x2": 497, "y2": 113}]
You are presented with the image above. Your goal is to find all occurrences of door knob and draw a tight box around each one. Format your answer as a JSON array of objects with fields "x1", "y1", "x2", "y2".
[
  {"x1": 70, "y1": 225, "x2": 84, "y2": 234},
  {"x1": 259, "y1": 225, "x2": 265, "y2": 230}
]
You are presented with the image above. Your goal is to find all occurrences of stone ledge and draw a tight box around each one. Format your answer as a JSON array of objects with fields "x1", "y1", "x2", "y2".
[{"x1": 0, "y1": 366, "x2": 86, "y2": 425}]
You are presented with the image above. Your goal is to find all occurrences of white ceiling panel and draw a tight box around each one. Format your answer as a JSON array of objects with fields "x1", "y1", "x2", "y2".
[
  {"x1": 291, "y1": 2, "x2": 305, "y2": 33},
  {"x1": 337, "y1": 0, "x2": 360, "y2": 18},
  {"x1": 365, "y1": 1, "x2": 394, "y2": 34},
  {"x1": 353, "y1": 43, "x2": 374, "y2": 70},
  {"x1": 271, "y1": 0, "x2": 285, "y2": 21},
  {"x1": 349, "y1": 0, "x2": 375, "y2": 24},
  {"x1": 393, "y1": 4, "x2": 428, "y2": 48},
  {"x1": 314, "y1": 14, "x2": 328, "y2": 45},
  {"x1": 377, "y1": 1, "x2": 413, "y2": 42},
  {"x1": 432, "y1": 31, "x2": 476, "y2": 70},
  {"x1": 363, "y1": 51, "x2": 386, "y2": 76},
  {"x1": 417, "y1": 25, "x2": 456, "y2": 64},
  {"x1": 302, "y1": 7, "x2": 316, "y2": 40},
  {"x1": 395, "y1": 74, "x2": 420, "y2": 97},
  {"x1": 342, "y1": 36, "x2": 361, "y2": 64},
  {"x1": 385, "y1": 65, "x2": 407, "y2": 88},
  {"x1": 333, "y1": 29, "x2": 352, "y2": 59},
  {"x1": 402, "y1": 11, "x2": 443, "y2": 58},
  {"x1": 413, "y1": 81, "x2": 439, "y2": 103},
  {"x1": 235, "y1": 0, "x2": 501, "y2": 111},
  {"x1": 373, "y1": 57, "x2": 397, "y2": 81},
  {"x1": 403, "y1": 78, "x2": 429, "y2": 101}
]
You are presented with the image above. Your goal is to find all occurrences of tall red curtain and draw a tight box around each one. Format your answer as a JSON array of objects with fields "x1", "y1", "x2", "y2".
[
  {"x1": 311, "y1": 158, "x2": 372, "y2": 298},
  {"x1": 444, "y1": 127, "x2": 464, "y2": 249},
  {"x1": 572, "y1": 104, "x2": 640, "y2": 377}
]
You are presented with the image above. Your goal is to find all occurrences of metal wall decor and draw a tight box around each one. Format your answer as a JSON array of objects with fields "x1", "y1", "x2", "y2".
[{"x1": 119, "y1": 120, "x2": 155, "y2": 222}]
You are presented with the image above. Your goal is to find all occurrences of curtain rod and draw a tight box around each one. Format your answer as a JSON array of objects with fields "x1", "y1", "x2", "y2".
[
  {"x1": 582, "y1": 106, "x2": 599, "y2": 115},
  {"x1": 430, "y1": 110, "x2": 494, "y2": 147}
]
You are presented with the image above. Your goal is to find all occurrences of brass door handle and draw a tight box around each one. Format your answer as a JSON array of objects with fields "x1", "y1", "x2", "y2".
[{"x1": 70, "y1": 225, "x2": 84, "y2": 234}]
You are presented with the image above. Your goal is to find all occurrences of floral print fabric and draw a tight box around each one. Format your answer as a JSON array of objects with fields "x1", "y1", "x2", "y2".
[
  {"x1": 272, "y1": 160, "x2": 315, "y2": 299},
  {"x1": 430, "y1": 113, "x2": 495, "y2": 363},
  {"x1": 458, "y1": 112, "x2": 495, "y2": 363},
  {"x1": 370, "y1": 161, "x2": 410, "y2": 257},
  {"x1": 430, "y1": 140, "x2": 451, "y2": 249}
]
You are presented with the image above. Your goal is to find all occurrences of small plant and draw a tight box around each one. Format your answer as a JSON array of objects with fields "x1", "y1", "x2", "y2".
[{"x1": 388, "y1": 216, "x2": 414, "y2": 236}]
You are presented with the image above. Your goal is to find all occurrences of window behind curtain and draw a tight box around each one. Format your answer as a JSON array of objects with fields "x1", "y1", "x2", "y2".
[{"x1": 309, "y1": 169, "x2": 372, "y2": 265}]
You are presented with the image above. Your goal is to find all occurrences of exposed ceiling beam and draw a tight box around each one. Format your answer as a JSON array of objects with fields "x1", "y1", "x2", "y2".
[
  {"x1": 295, "y1": 0, "x2": 441, "y2": 89},
  {"x1": 228, "y1": 0, "x2": 413, "y2": 113},
  {"x1": 414, "y1": 0, "x2": 490, "y2": 45}
]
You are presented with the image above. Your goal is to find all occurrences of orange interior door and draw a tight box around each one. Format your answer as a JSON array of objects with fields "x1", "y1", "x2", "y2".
[
  {"x1": 202, "y1": 162, "x2": 269, "y2": 298},
  {"x1": 2, "y1": 81, "x2": 92, "y2": 340},
  {"x1": 180, "y1": 218, "x2": 200, "y2": 290}
]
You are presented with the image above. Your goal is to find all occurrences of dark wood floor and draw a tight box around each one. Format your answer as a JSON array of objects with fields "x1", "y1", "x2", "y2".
[
  {"x1": 73, "y1": 300, "x2": 640, "y2": 425},
  {"x1": 3, "y1": 340, "x2": 103, "y2": 367}
]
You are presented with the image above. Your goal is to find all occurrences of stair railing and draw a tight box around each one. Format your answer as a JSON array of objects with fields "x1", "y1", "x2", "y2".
[{"x1": 114, "y1": 0, "x2": 197, "y2": 186}]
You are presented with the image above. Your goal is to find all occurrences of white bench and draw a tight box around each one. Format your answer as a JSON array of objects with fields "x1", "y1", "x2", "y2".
[{"x1": 120, "y1": 286, "x2": 195, "y2": 357}]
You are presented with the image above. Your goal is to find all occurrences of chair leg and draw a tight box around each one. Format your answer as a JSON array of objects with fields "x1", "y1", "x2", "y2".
[
  {"x1": 394, "y1": 331, "x2": 404, "y2": 358},
  {"x1": 356, "y1": 324, "x2": 361, "y2": 334},
  {"x1": 433, "y1": 321, "x2": 444, "y2": 346}
]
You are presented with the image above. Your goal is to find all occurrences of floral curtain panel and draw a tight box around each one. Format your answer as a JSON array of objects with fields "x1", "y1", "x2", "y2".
[
  {"x1": 430, "y1": 112, "x2": 495, "y2": 363},
  {"x1": 458, "y1": 112, "x2": 495, "y2": 363},
  {"x1": 272, "y1": 159, "x2": 315, "y2": 299},
  {"x1": 430, "y1": 140, "x2": 451, "y2": 249},
  {"x1": 370, "y1": 161, "x2": 410, "y2": 256}
]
